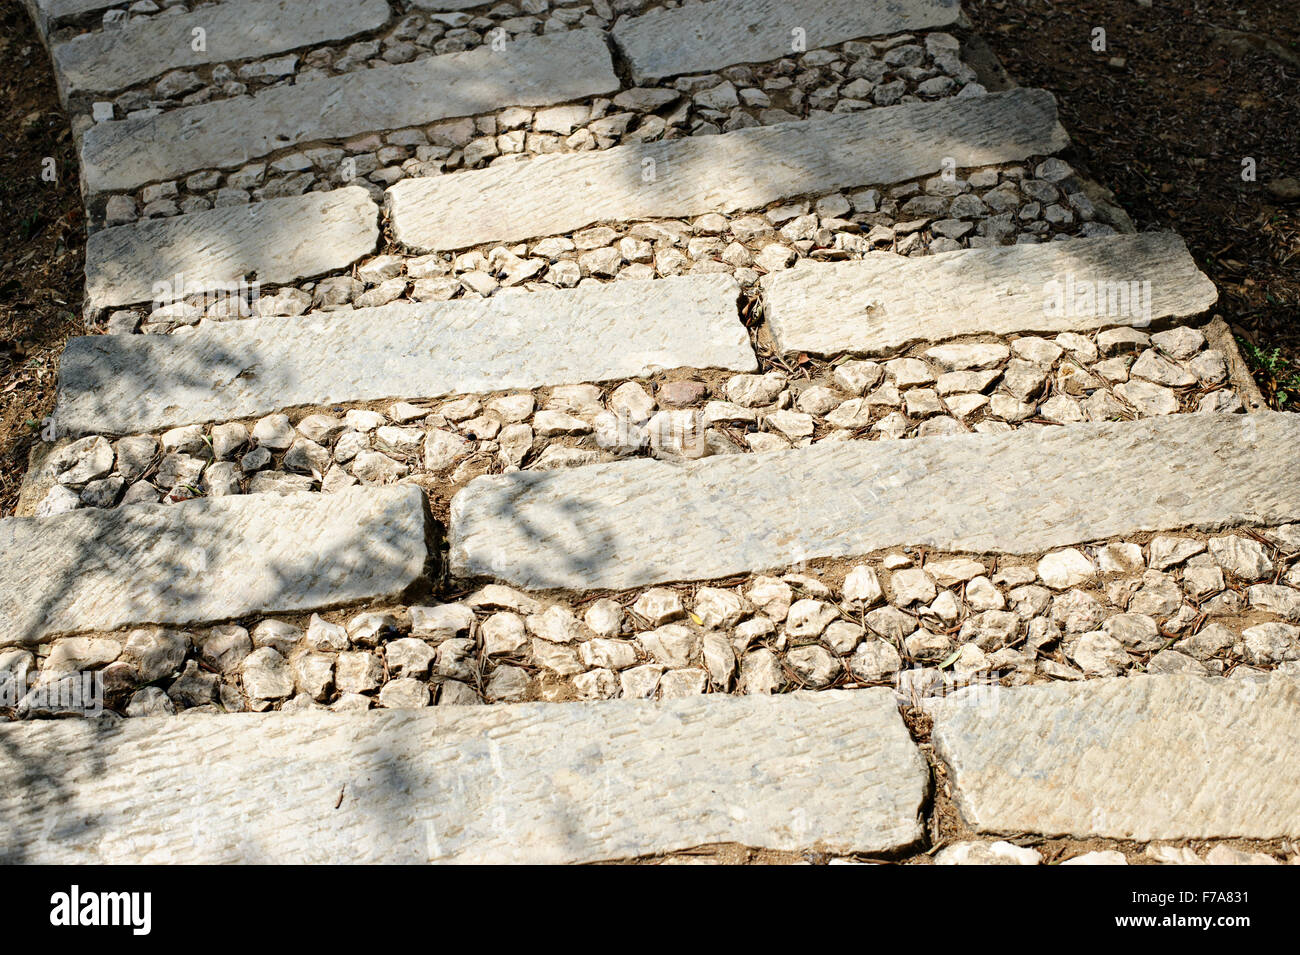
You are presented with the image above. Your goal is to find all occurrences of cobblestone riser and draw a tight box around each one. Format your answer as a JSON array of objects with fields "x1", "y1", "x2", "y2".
[
  {"x1": 90, "y1": 31, "x2": 980, "y2": 228},
  {"x1": 7, "y1": 526, "x2": 1298, "y2": 720},
  {"x1": 101, "y1": 158, "x2": 1115, "y2": 332}
]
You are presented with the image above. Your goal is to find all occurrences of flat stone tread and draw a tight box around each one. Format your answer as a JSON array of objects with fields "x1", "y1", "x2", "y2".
[
  {"x1": 80, "y1": 29, "x2": 620, "y2": 194},
  {"x1": 928, "y1": 675, "x2": 1300, "y2": 841},
  {"x1": 0, "y1": 690, "x2": 928, "y2": 863},
  {"x1": 34, "y1": 0, "x2": 105, "y2": 15},
  {"x1": 52, "y1": 0, "x2": 391, "y2": 96},
  {"x1": 24, "y1": 0, "x2": 115, "y2": 35},
  {"x1": 0, "y1": 486, "x2": 428, "y2": 648},
  {"x1": 763, "y1": 232, "x2": 1220, "y2": 356},
  {"x1": 33, "y1": 0, "x2": 116, "y2": 21},
  {"x1": 388, "y1": 88, "x2": 1070, "y2": 252},
  {"x1": 613, "y1": 0, "x2": 962, "y2": 83},
  {"x1": 56, "y1": 275, "x2": 756, "y2": 435},
  {"x1": 450, "y1": 412, "x2": 1300, "y2": 591},
  {"x1": 84, "y1": 187, "x2": 378, "y2": 311}
]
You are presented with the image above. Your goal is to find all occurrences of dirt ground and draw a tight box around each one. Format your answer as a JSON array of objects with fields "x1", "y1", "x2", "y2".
[
  {"x1": 0, "y1": 0, "x2": 1297, "y2": 516},
  {"x1": 965, "y1": 0, "x2": 1300, "y2": 404},
  {"x1": 0, "y1": 2, "x2": 84, "y2": 516}
]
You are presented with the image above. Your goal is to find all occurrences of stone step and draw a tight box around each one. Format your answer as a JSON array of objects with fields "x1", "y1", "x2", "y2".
[
  {"x1": 762, "y1": 232, "x2": 1219, "y2": 356},
  {"x1": 927, "y1": 674, "x2": 1300, "y2": 841},
  {"x1": 0, "y1": 690, "x2": 928, "y2": 863},
  {"x1": 451, "y1": 411, "x2": 1300, "y2": 592},
  {"x1": 30, "y1": 0, "x2": 114, "y2": 22},
  {"x1": 80, "y1": 28, "x2": 620, "y2": 195},
  {"x1": 388, "y1": 87, "x2": 1070, "y2": 252},
  {"x1": 21, "y1": 0, "x2": 113, "y2": 39},
  {"x1": 15, "y1": 517, "x2": 1299, "y2": 718},
  {"x1": 0, "y1": 485, "x2": 428, "y2": 648},
  {"x1": 36, "y1": 315, "x2": 1250, "y2": 519},
  {"x1": 51, "y1": 0, "x2": 391, "y2": 98},
  {"x1": 57, "y1": 275, "x2": 756, "y2": 436},
  {"x1": 613, "y1": 0, "x2": 962, "y2": 84},
  {"x1": 85, "y1": 187, "x2": 379, "y2": 312}
]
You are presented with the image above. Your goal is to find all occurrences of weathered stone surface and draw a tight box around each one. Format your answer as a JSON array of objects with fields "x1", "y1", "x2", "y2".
[
  {"x1": 0, "y1": 486, "x2": 427, "y2": 647},
  {"x1": 81, "y1": 30, "x2": 619, "y2": 194},
  {"x1": 929, "y1": 675, "x2": 1300, "y2": 840},
  {"x1": 52, "y1": 0, "x2": 390, "y2": 95},
  {"x1": 85, "y1": 188, "x2": 378, "y2": 311},
  {"x1": 0, "y1": 690, "x2": 927, "y2": 862},
  {"x1": 57, "y1": 275, "x2": 754, "y2": 435},
  {"x1": 23, "y1": 0, "x2": 117, "y2": 38},
  {"x1": 451, "y1": 413, "x2": 1300, "y2": 591},
  {"x1": 390, "y1": 89, "x2": 1069, "y2": 251},
  {"x1": 613, "y1": 0, "x2": 961, "y2": 83},
  {"x1": 763, "y1": 233, "x2": 1217, "y2": 356}
]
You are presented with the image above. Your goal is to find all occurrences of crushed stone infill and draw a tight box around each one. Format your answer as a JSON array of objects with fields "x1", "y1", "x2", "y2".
[{"x1": 5, "y1": 524, "x2": 1300, "y2": 722}]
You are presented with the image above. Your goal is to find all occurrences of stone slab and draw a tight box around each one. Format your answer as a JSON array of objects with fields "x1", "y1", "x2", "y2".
[
  {"x1": 37, "y1": 0, "x2": 109, "y2": 15},
  {"x1": 0, "y1": 486, "x2": 428, "y2": 648},
  {"x1": 451, "y1": 412, "x2": 1300, "y2": 591},
  {"x1": 388, "y1": 88, "x2": 1070, "y2": 252},
  {"x1": 613, "y1": 0, "x2": 962, "y2": 83},
  {"x1": 84, "y1": 187, "x2": 378, "y2": 311},
  {"x1": 52, "y1": 0, "x2": 391, "y2": 96},
  {"x1": 80, "y1": 29, "x2": 620, "y2": 194},
  {"x1": 56, "y1": 275, "x2": 755, "y2": 435},
  {"x1": 928, "y1": 675, "x2": 1300, "y2": 841},
  {"x1": 23, "y1": 0, "x2": 116, "y2": 37},
  {"x1": 763, "y1": 232, "x2": 1219, "y2": 356},
  {"x1": 34, "y1": 0, "x2": 117, "y2": 22},
  {"x1": 0, "y1": 690, "x2": 928, "y2": 863}
]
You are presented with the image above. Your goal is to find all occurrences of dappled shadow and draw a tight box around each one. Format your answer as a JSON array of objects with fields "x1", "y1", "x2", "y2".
[
  {"x1": 20, "y1": 0, "x2": 1218, "y2": 635},
  {"x1": 0, "y1": 476, "x2": 439, "y2": 859},
  {"x1": 761, "y1": 231, "x2": 1217, "y2": 358},
  {"x1": 1, "y1": 692, "x2": 909, "y2": 863},
  {"x1": 77, "y1": 26, "x2": 620, "y2": 197},
  {"x1": 54, "y1": 322, "x2": 252, "y2": 436},
  {"x1": 390, "y1": 85, "x2": 1069, "y2": 252},
  {"x1": 0, "y1": 715, "x2": 112, "y2": 863},
  {"x1": 3, "y1": 0, "x2": 1245, "y2": 865},
  {"x1": 450, "y1": 464, "x2": 627, "y2": 592},
  {"x1": 449, "y1": 408, "x2": 1299, "y2": 597},
  {"x1": 57, "y1": 274, "x2": 750, "y2": 438},
  {"x1": 1, "y1": 483, "x2": 435, "y2": 652},
  {"x1": 83, "y1": 186, "x2": 379, "y2": 313}
]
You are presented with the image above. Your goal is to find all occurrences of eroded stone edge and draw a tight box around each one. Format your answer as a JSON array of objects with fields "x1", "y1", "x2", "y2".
[{"x1": 926, "y1": 675, "x2": 1300, "y2": 841}]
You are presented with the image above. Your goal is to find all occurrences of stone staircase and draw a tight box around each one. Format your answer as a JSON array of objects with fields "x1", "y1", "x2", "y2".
[{"x1": 3, "y1": 0, "x2": 1298, "y2": 864}]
